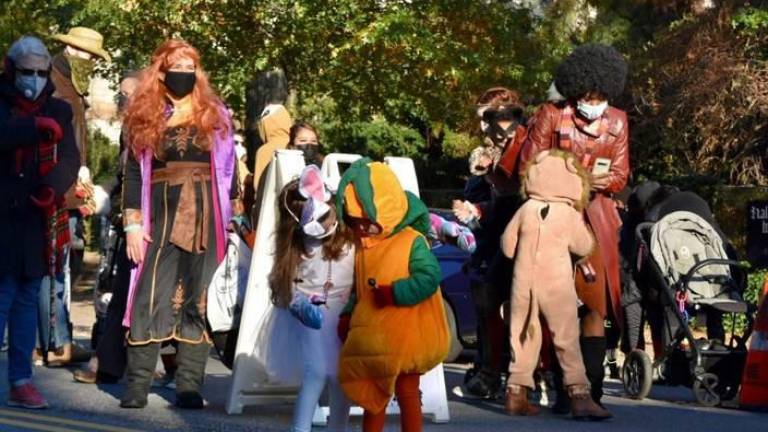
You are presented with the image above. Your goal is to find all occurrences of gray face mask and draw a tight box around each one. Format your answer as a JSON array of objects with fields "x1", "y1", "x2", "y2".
[{"x1": 15, "y1": 74, "x2": 47, "y2": 100}]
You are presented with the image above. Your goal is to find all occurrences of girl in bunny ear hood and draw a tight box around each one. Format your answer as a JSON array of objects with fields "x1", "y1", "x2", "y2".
[{"x1": 262, "y1": 165, "x2": 354, "y2": 432}]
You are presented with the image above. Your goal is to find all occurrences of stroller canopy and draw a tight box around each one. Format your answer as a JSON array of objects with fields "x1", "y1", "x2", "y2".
[{"x1": 650, "y1": 210, "x2": 744, "y2": 312}]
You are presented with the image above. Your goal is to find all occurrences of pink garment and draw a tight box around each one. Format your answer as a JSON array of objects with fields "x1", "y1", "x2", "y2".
[{"x1": 123, "y1": 112, "x2": 235, "y2": 327}]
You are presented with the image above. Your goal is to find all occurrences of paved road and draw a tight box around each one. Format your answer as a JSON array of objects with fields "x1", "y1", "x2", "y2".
[
  {"x1": 0, "y1": 348, "x2": 766, "y2": 432},
  {"x1": 4, "y1": 262, "x2": 764, "y2": 431}
]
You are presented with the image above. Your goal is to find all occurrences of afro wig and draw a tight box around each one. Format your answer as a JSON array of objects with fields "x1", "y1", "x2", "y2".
[{"x1": 554, "y1": 43, "x2": 628, "y2": 101}]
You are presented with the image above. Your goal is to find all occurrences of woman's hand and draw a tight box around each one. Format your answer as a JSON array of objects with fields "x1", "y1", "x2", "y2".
[
  {"x1": 126, "y1": 229, "x2": 152, "y2": 264},
  {"x1": 590, "y1": 174, "x2": 612, "y2": 191}
]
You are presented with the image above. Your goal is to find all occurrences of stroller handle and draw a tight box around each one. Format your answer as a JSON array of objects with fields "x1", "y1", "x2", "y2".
[
  {"x1": 679, "y1": 258, "x2": 748, "y2": 294},
  {"x1": 634, "y1": 222, "x2": 655, "y2": 249}
]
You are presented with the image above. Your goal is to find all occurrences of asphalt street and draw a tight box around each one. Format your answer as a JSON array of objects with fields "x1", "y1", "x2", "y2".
[{"x1": 0, "y1": 347, "x2": 766, "y2": 432}]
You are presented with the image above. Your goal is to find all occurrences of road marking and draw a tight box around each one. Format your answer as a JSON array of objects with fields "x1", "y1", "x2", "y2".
[
  {"x1": 0, "y1": 416, "x2": 83, "y2": 432},
  {"x1": 0, "y1": 408, "x2": 140, "y2": 432}
]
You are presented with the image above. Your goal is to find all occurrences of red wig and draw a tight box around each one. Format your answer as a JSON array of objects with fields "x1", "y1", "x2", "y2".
[{"x1": 123, "y1": 39, "x2": 229, "y2": 158}]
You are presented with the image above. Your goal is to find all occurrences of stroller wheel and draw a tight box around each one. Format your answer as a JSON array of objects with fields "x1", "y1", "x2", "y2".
[
  {"x1": 693, "y1": 373, "x2": 721, "y2": 407},
  {"x1": 622, "y1": 349, "x2": 653, "y2": 400}
]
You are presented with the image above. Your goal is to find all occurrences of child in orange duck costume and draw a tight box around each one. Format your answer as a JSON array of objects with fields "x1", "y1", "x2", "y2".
[
  {"x1": 335, "y1": 159, "x2": 449, "y2": 432},
  {"x1": 501, "y1": 150, "x2": 611, "y2": 420}
]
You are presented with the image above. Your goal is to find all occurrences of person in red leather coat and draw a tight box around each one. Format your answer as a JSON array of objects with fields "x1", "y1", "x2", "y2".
[{"x1": 518, "y1": 43, "x2": 629, "y2": 409}]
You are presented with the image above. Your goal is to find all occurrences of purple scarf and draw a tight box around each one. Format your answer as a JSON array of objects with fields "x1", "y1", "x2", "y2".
[{"x1": 123, "y1": 114, "x2": 235, "y2": 327}]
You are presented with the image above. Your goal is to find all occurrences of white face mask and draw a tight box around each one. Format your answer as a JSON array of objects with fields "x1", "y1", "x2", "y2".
[
  {"x1": 577, "y1": 100, "x2": 608, "y2": 121},
  {"x1": 15, "y1": 74, "x2": 47, "y2": 100},
  {"x1": 303, "y1": 220, "x2": 338, "y2": 240},
  {"x1": 300, "y1": 200, "x2": 338, "y2": 240}
]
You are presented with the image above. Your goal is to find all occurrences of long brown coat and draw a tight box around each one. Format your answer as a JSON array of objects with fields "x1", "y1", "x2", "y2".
[
  {"x1": 519, "y1": 102, "x2": 630, "y2": 323},
  {"x1": 50, "y1": 54, "x2": 87, "y2": 165}
]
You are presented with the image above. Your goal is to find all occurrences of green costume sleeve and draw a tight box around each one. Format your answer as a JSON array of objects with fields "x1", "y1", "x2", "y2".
[
  {"x1": 341, "y1": 290, "x2": 357, "y2": 315},
  {"x1": 392, "y1": 237, "x2": 442, "y2": 306}
]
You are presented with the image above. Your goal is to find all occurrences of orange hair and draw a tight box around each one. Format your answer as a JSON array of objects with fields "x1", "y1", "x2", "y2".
[{"x1": 123, "y1": 39, "x2": 229, "y2": 158}]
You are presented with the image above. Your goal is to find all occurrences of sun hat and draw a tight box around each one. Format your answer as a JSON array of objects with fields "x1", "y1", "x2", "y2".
[{"x1": 52, "y1": 27, "x2": 110, "y2": 61}]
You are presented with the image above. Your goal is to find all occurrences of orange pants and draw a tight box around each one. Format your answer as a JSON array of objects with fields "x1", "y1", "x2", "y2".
[{"x1": 362, "y1": 373, "x2": 421, "y2": 432}]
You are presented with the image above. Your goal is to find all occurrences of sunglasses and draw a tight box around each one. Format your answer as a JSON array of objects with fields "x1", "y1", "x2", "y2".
[{"x1": 18, "y1": 68, "x2": 50, "y2": 78}]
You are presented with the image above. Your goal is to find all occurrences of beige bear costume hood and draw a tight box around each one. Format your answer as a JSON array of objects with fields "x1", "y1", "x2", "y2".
[{"x1": 521, "y1": 149, "x2": 590, "y2": 211}]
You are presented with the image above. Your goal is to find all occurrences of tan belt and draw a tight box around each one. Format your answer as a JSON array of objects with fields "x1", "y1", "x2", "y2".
[{"x1": 152, "y1": 162, "x2": 211, "y2": 253}]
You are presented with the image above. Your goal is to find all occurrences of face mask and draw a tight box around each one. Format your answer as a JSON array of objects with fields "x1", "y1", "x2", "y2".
[
  {"x1": 484, "y1": 121, "x2": 517, "y2": 146},
  {"x1": 577, "y1": 100, "x2": 608, "y2": 121},
  {"x1": 164, "y1": 71, "x2": 196, "y2": 98},
  {"x1": 480, "y1": 106, "x2": 522, "y2": 146},
  {"x1": 15, "y1": 74, "x2": 47, "y2": 100},
  {"x1": 304, "y1": 219, "x2": 338, "y2": 240},
  {"x1": 294, "y1": 144, "x2": 322, "y2": 166},
  {"x1": 66, "y1": 55, "x2": 95, "y2": 96}
]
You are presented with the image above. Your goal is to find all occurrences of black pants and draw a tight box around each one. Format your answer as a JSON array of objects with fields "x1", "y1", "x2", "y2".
[
  {"x1": 471, "y1": 252, "x2": 513, "y2": 376},
  {"x1": 96, "y1": 240, "x2": 130, "y2": 378}
]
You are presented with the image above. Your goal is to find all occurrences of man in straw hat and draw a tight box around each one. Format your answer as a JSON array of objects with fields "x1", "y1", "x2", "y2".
[
  {"x1": 51, "y1": 27, "x2": 110, "y2": 164},
  {"x1": 33, "y1": 27, "x2": 110, "y2": 367}
]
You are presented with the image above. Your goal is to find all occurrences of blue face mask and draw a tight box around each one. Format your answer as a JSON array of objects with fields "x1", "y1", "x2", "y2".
[
  {"x1": 15, "y1": 74, "x2": 47, "y2": 100},
  {"x1": 577, "y1": 100, "x2": 608, "y2": 121}
]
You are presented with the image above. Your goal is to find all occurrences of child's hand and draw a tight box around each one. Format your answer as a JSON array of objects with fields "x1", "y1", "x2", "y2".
[
  {"x1": 337, "y1": 313, "x2": 351, "y2": 342},
  {"x1": 452, "y1": 200, "x2": 480, "y2": 224},
  {"x1": 373, "y1": 284, "x2": 395, "y2": 307},
  {"x1": 289, "y1": 293, "x2": 324, "y2": 329}
]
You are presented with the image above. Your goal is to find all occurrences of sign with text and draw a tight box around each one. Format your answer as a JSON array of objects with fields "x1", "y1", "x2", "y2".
[{"x1": 747, "y1": 201, "x2": 768, "y2": 268}]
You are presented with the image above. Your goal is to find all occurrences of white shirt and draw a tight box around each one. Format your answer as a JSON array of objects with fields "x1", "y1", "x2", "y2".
[{"x1": 294, "y1": 240, "x2": 355, "y2": 302}]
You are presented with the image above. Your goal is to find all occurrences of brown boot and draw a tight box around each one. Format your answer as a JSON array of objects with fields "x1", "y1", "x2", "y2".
[
  {"x1": 505, "y1": 385, "x2": 540, "y2": 416},
  {"x1": 46, "y1": 344, "x2": 72, "y2": 367},
  {"x1": 73, "y1": 369, "x2": 98, "y2": 384},
  {"x1": 569, "y1": 385, "x2": 612, "y2": 421}
]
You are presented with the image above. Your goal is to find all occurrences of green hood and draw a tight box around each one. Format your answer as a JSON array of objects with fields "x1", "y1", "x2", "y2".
[{"x1": 337, "y1": 158, "x2": 430, "y2": 238}]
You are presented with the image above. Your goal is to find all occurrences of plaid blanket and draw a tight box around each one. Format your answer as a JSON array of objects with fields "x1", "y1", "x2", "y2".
[{"x1": 12, "y1": 96, "x2": 70, "y2": 275}]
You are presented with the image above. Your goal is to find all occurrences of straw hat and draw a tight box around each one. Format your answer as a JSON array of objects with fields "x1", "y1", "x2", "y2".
[{"x1": 52, "y1": 27, "x2": 111, "y2": 61}]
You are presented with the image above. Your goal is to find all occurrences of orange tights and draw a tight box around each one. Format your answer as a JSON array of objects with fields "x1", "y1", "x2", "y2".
[{"x1": 362, "y1": 373, "x2": 422, "y2": 432}]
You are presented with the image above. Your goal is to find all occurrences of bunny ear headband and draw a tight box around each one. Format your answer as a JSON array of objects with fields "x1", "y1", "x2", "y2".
[{"x1": 285, "y1": 165, "x2": 337, "y2": 239}]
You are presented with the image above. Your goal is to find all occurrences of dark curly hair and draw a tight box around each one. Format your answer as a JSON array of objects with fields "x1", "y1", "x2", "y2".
[{"x1": 554, "y1": 43, "x2": 628, "y2": 101}]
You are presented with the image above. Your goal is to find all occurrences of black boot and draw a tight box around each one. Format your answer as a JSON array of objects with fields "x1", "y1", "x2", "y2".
[
  {"x1": 120, "y1": 343, "x2": 160, "y2": 408},
  {"x1": 175, "y1": 342, "x2": 210, "y2": 409},
  {"x1": 580, "y1": 337, "x2": 607, "y2": 405},
  {"x1": 551, "y1": 366, "x2": 571, "y2": 415}
]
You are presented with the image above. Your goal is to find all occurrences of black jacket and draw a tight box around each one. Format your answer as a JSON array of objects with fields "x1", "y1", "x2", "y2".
[{"x1": 0, "y1": 77, "x2": 80, "y2": 279}]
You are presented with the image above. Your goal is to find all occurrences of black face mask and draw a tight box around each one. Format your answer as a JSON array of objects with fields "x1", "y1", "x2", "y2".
[
  {"x1": 482, "y1": 106, "x2": 523, "y2": 145},
  {"x1": 485, "y1": 121, "x2": 518, "y2": 145},
  {"x1": 164, "y1": 71, "x2": 196, "y2": 98},
  {"x1": 294, "y1": 144, "x2": 322, "y2": 166}
]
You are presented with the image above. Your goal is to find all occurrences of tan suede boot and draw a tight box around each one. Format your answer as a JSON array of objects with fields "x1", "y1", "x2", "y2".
[
  {"x1": 505, "y1": 385, "x2": 540, "y2": 416},
  {"x1": 569, "y1": 385, "x2": 612, "y2": 421},
  {"x1": 45, "y1": 344, "x2": 71, "y2": 367}
]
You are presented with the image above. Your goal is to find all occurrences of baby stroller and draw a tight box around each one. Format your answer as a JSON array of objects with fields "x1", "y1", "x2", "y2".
[{"x1": 621, "y1": 185, "x2": 753, "y2": 406}]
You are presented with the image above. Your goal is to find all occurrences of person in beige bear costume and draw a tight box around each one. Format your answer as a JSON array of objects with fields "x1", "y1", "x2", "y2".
[{"x1": 501, "y1": 150, "x2": 611, "y2": 420}]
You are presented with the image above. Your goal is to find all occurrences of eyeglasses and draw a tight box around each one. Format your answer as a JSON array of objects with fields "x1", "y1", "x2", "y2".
[{"x1": 18, "y1": 69, "x2": 50, "y2": 78}]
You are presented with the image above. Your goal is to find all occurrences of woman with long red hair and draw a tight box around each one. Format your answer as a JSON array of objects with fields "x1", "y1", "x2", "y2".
[{"x1": 119, "y1": 39, "x2": 245, "y2": 409}]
